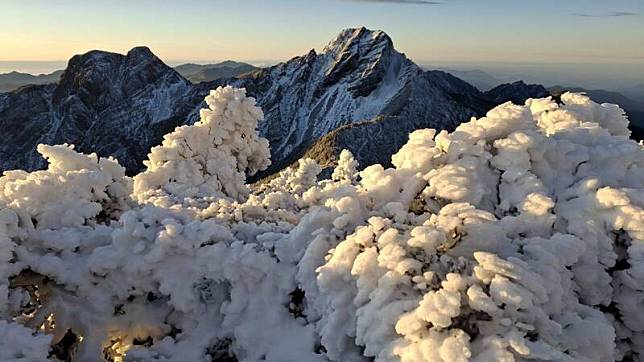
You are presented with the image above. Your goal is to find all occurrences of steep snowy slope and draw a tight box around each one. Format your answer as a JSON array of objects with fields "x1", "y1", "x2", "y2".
[
  {"x1": 196, "y1": 28, "x2": 493, "y2": 175},
  {"x1": 214, "y1": 28, "x2": 424, "y2": 161},
  {"x1": 276, "y1": 69, "x2": 497, "y2": 180}
]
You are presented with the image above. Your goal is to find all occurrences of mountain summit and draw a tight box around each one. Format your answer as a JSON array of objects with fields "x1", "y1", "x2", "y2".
[
  {"x1": 0, "y1": 28, "x2": 540, "y2": 176},
  {"x1": 204, "y1": 27, "x2": 430, "y2": 170},
  {"x1": 205, "y1": 27, "x2": 501, "y2": 176},
  {"x1": 0, "y1": 46, "x2": 194, "y2": 172},
  {"x1": 320, "y1": 27, "x2": 402, "y2": 97}
]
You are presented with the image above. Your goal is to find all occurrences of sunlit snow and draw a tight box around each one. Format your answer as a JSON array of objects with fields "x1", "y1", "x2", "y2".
[{"x1": 0, "y1": 86, "x2": 642, "y2": 361}]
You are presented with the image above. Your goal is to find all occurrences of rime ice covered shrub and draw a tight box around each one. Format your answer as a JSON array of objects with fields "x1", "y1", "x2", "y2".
[
  {"x1": 0, "y1": 89, "x2": 642, "y2": 361},
  {"x1": 0, "y1": 144, "x2": 132, "y2": 230},
  {"x1": 134, "y1": 86, "x2": 271, "y2": 204}
]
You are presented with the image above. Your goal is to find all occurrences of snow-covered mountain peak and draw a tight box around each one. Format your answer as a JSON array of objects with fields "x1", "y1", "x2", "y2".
[
  {"x1": 313, "y1": 27, "x2": 418, "y2": 101},
  {"x1": 209, "y1": 27, "x2": 428, "y2": 169},
  {"x1": 320, "y1": 27, "x2": 402, "y2": 76},
  {"x1": 322, "y1": 27, "x2": 392, "y2": 56}
]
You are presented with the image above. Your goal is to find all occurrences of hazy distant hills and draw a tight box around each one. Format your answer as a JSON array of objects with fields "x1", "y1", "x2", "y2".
[
  {"x1": 174, "y1": 61, "x2": 257, "y2": 83},
  {"x1": 485, "y1": 80, "x2": 549, "y2": 105},
  {"x1": 619, "y1": 84, "x2": 644, "y2": 101},
  {"x1": 0, "y1": 70, "x2": 63, "y2": 92},
  {"x1": 0, "y1": 61, "x2": 256, "y2": 93},
  {"x1": 437, "y1": 69, "x2": 499, "y2": 91},
  {"x1": 443, "y1": 68, "x2": 644, "y2": 102}
]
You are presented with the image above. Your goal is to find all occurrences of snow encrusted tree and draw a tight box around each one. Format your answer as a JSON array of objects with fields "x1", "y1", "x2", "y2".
[
  {"x1": 0, "y1": 87, "x2": 642, "y2": 362},
  {"x1": 134, "y1": 86, "x2": 271, "y2": 204}
]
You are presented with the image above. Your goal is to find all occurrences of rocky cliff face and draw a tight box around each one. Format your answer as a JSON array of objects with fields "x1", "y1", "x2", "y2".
[
  {"x1": 0, "y1": 47, "x2": 197, "y2": 172},
  {"x1": 0, "y1": 28, "x2": 544, "y2": 177}
]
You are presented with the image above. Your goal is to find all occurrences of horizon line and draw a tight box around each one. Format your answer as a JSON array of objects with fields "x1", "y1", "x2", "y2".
[{"x1": 2, "y1": 57, "x2": 643, "y2": 65}]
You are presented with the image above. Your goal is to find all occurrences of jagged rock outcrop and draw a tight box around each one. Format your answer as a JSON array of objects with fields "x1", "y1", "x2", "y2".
[{"x1": 0, "y1": 47, "x2": 197, "y2": 172}]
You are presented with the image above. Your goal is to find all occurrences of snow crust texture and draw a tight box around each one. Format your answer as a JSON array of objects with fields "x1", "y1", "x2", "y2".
[{"x1": 0, "y1": 87, "x2": 642, "y2": 362}]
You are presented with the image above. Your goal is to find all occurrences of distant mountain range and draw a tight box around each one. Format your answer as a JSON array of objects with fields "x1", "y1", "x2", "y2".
[
  {"x1": 485, "y1": 80, "x2": 549, "y2": 105},
  {"x1": 0, "y1": 28, "x2": 641, "y2": 179},
  {"x1": 0, "y1": 61, "x2": 256, "y2": 92},
  {"x1": 174, "y1": 61, "x2": 257, "y2": 83},
  {"x1": 619, "y1": 84, "x2": 644, "y2": 101},
  {"x1": 436, "y1": 69, "x2": 499, "y2": 91},
  {"x1": 0, "y1": 70, "x2": 64, "y2": 92}
]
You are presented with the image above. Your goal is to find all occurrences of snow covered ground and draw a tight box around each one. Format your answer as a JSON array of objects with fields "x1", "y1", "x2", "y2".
[{"x1": 0, "y1": 86, "x2": 642, "y2": 361}]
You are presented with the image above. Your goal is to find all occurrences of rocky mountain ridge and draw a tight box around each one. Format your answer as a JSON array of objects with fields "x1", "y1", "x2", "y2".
[
  {"x1": 0, "y1": 70, "x2": 63, "y2": 92},
  {"x1": 0, "y1": 28, "x2": 560, "y2": 177}
]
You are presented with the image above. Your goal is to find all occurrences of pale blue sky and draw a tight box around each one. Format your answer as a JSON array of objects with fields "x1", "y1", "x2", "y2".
[{"x1": 1, "y1": 0, "x2": 643, "y2": 65}]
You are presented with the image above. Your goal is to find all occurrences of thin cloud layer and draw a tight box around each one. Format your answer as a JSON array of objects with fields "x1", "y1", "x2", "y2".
[
  {"x1": 342, "y1": 0, "x2": 441, "y2": 4},
  {"x1": 572, "y1": 11, "x2": 637, "y2": 17}
]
